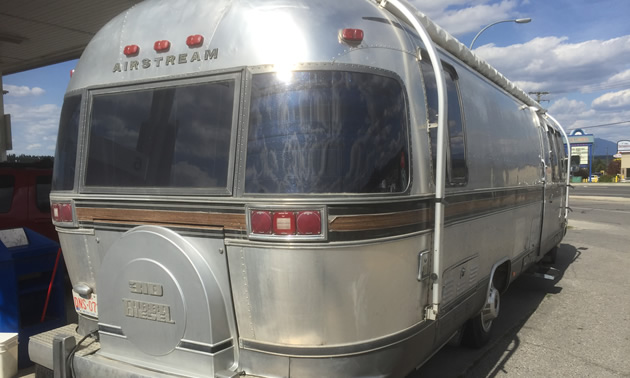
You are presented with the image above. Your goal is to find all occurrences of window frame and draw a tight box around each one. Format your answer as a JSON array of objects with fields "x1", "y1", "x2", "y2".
[
  {"x1": 79, "y1": 72, "x2": 242, "y2": 196},
  {"x1": 419, "y1": 53, "x2": 469, "y2": 187},
  {"x1": 237, "y1": 65, "x2": 413, "y2": 198}
]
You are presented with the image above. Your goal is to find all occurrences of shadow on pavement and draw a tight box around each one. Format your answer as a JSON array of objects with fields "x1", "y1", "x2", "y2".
[{"x1": 411, "y1": 243, "x2": 580, "y2": 378}]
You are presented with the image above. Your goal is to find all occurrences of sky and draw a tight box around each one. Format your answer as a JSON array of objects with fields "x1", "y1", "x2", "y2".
[{"x1": 2, "y1": 0, "x2": 630, "y2": 156}]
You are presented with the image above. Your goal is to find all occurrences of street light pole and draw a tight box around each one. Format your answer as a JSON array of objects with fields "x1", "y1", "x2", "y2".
[{"x1": 469, "y1": 18, "x2": 532, "y2": 49}]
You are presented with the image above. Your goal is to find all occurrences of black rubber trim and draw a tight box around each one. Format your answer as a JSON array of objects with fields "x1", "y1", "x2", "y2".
[
  {"x1": 178, "y1": 339, "x2": 233, "y2": 355},
  {"x1": 98, "y1": 324, "x2": 124, "y2": 336}
]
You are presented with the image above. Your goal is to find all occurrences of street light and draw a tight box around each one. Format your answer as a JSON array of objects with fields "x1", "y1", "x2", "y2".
[{"x1": 469, "y1": 18, "x2": 532, "y2": 49}]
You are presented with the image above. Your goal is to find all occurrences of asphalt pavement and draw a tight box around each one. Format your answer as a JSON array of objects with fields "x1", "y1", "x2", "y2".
[{"x1": 415, "y1": 193, "x2": 630, "y2": 377}]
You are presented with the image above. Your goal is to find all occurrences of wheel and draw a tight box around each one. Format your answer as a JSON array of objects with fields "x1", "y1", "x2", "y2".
[
  {"x1": 463, "y1": 282, "x2": 500, "y2": 348},
  {"x1": 542, "y1": 246, "x2": 558, "y2": 264}
]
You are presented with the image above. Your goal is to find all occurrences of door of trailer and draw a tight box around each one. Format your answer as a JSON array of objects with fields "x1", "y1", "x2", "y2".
[{"x1": 538, "y1": 119, "x2": 563, "y2": 256}]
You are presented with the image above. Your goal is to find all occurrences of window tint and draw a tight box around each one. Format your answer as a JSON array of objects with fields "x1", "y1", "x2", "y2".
[
  {"x1": 245, "y1": 71, "x2": 409, "y2": 194},
  {"x1": 36, "y1": 175, "x2": 52, "y2": 213},
  {"x1": 85, "y1": 80, "x2": 235, "y2": 190},
  {"x1": 420, "y1": 59, "x2": 468, "y2": 185},
  {"x1": 0, "y1": 175, "x2": 14, "y2": 213},
  {"x1": 52, "y1": 95, "x2": 81, "y2": 191}
]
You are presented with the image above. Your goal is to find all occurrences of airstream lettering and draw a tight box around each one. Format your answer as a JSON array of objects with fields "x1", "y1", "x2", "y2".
[{"x1": 29, "y1": 0, "x2": 569, "y2": 377}]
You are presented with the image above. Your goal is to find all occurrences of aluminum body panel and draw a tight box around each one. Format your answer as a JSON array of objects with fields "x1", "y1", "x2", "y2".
[
  {"x1": 67, "y1": 0, "x2": 410, "y2": 92},
  {"x1": 96, "y1": 226, "x2": 238, "y2": 377},
  {"x1": 227, "y1": 234, "x2": 431, "y2": 347}
]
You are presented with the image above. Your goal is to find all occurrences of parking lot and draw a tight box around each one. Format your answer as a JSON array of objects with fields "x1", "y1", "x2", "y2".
[{"x1": 414, "y1": 193, "x2": 630, "y2": 377}]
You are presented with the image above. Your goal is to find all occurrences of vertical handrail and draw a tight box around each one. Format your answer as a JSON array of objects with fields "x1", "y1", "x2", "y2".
[{"x1": 377, "y1": 0, "x2": 448, "y2": 319}]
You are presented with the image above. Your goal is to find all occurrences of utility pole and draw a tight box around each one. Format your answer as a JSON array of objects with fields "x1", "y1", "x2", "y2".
[{"x1": 529, "y1": 91, "x2": 549, "y2": 104}]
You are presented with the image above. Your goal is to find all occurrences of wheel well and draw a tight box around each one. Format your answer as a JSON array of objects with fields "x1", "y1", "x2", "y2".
[{"x1": 492, "y1": 261, "x2": 511, "y2": 294}]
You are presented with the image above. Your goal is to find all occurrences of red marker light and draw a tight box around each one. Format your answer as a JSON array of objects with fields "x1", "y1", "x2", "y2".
[
  {"x1": 296, "y1": 211, "x2": 321, "y2": 235},
  {"x1": 251, "y1": 210, "x2": 273, "y2": 234},
  {"x1": 186, "y1": 34, "x2": 204, "y2": 47},
  {"x1": 70, "y1": 69, "x2": 75, "y2": 78},
  {"x1": 340, "y1": 28, "x2": 364, "y2": 44},
  {"x1": 124, "y1": 44, "x2": 140, "y2": 56},
  {"x1": 51, "y1": 202, "x2": 74, "y2": 223},
  {"x1": 154, "y1": 40, "x2": 171, "y2": 52}
]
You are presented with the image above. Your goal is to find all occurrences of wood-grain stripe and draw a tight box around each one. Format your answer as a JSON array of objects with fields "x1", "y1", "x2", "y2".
[{"x1": 76, "y1": 207, "x2": 246, "y2": 230}]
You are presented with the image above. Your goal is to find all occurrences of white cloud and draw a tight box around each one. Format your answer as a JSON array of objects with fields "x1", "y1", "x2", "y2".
[
  {"x1": 410, "y1": 0, "x2": 520, "y2": 36},
  {"x1": 592, "y1": 89, "x2": 630, "y2": 111},
  {"x1": 474, "y1": 35, "x2": 630, "y2": 94},
  {"x1": 4, "y1": 103, "x2": 60, "y2": 156},
  {"x1": 2, "y1": 84, "x2": 45, "y2": 97}
]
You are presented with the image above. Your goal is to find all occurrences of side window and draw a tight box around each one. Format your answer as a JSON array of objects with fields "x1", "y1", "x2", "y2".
[
  {"x1": 0, "y1": 175, "x2": 15, "y2": 213},
  {"x1": 546, "y1": 130, "x2": 559, "y2": 182},
  {"x1": 36, "y1": 175, "x2": 52, "y2": 213},
  {"x1": 553, "y1": 131, "x2": 566, "y2": 180},
  {"x1": 420, "y1": 58, "x2": 468, "y2": 186}
]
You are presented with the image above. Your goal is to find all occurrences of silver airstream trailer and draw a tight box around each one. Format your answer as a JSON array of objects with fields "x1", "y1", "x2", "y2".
[{"x1": 29, "y1": 0, "x2": 570, "y2": 376}]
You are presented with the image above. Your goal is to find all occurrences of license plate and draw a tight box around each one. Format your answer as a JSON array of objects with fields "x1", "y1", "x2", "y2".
[{"x1": 72, "y1": 290, "x2": 98, "y2": 318}]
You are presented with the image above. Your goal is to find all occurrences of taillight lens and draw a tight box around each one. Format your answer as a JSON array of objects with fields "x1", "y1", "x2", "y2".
[
  {"x1": 251, "y1": 210, "x2": 273, "y2": 234},
  {"x1": 51, "y1": 202, "x2": 74, "y2": 223},
  {"x1": 296, "y1": 211, "x2": 321, "y2": 235},
  {"x1": 249, "y1": 208, "x2": 325, "y2": 240}
]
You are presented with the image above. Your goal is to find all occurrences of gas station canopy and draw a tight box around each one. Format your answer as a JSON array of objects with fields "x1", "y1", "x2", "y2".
[{"x1": 0, "y1": 1, "x2": 140, "y2": 75}]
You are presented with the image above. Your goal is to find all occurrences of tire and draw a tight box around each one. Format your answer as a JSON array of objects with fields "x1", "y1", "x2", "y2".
[
  {"x1": 463, "y1": 283, "x2": 500, "y2": 348},
  {"x1": 543, "y1": 246, "x2": 558, "y2": 264}
]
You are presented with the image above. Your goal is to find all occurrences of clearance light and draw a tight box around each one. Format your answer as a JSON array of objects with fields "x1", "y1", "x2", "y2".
[
  {"x1": 248, "y1": 208, "x2": 325, "y2": 240},
  {"x1": 70, "y1": 69, "x2": 75, "y2": 78},
  {"x1": 186, "y1": 34, "x2": 204, "y2": 47},
  {"x1": 124, "y1": 44, "x2": 140, "y2": 56},
  {"x1": 154, "y1": 40, "x2": 171, "y2": 52},
  {"x1": 51, "y1": 202, "x2": 74, "y2": 223},
  {"x1": 340, "y1": 28, "x2": 364, "y2": 44}
]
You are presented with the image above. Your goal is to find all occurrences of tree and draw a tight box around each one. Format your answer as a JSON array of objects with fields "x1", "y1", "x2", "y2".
[
  {"x1": 607, "y1": 159, "x2": 621, "y2": 176},
  {"x1": 593, "y1": 158, "x2": 606, "y2": 174}
]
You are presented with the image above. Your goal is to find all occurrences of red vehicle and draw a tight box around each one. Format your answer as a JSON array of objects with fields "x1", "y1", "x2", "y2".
[{"x1": 0, "y1": 161, "x2": 56, "y2": 242}]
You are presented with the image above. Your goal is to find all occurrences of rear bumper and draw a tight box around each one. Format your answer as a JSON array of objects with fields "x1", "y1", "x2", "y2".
[{"x1": 29, "y1": 320, "x2": 438, "y2": 378}]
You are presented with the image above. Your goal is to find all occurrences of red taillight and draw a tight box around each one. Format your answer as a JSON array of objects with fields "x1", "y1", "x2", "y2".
[
  {"x1": 249, "y1": 208, "x2": 324, "y2": 239},
  {"x1": 273, "y1": 212, "x2": 296, "y2": 235},
  {"x1": 51, "y1": 203, "x2": 73, "y2": 223},
  {"x1": 340, "y1": 28, "x2": 364, "y2": 44},
  {"x1": 296, "y1": 211, "x2": 321, "y2": 235},
  {"x1": 124, "y1": 44, "x2": 139, "y2": 56},
  {"x1": 251, "y1": 210, "x2": 273, "y2": 234},
  {"x1": 186, "y1": 34, "x2": 204, "y2": 47},
  {"x1": 154, "y1": 40, "x2": 171, "y2": 52}
]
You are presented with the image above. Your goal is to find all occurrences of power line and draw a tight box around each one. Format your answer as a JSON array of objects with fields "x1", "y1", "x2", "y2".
[{"x1": 567, "y1": 120, "x2": 630, "y2": 130}]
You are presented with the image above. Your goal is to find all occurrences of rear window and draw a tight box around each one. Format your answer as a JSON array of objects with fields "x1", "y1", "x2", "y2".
[
  {"x1": 52, "y1": 95, "x2": 81, "y2": 191},
  {"x1": 0, "y1": 175, "x2": 14, "y2": 213},
  {"x1": 85, "y1": 79, "x2": 236, "y2": 191},
  {"x1": 245, "y1": 71, "x2": 409, "y2": 194}
]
